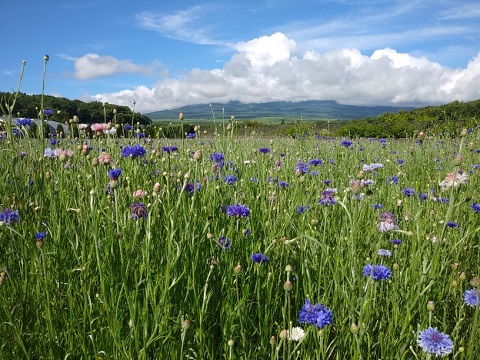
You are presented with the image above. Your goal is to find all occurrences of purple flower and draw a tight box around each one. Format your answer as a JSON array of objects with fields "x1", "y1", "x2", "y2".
[
  {"x1": 108, "y1": 168, "x2": 122, "y2": 180},
  {"x1": 471, "y1": 203, "x2": 480, "y2": 214},
  {"x1": 296, "y1": 205, "x2": 311, "y2": 214},
  {"x1": 402, "y1": 188, "x2": 415, "y2": 196},
  {"x1": 162, "y1": 146, "x2": 178, "y2": 153},
  {"x1": 184, "y1": 180, "x2": 201, "y2": 194},
  {"x1": 363, "y1": 163, "x2": 384, "y2": 172},
  {"x1": 294, "y1": 162, "x2": 309, "y2": 175},
  {"x1": 387, "y1": 176, "x2": 399, "y2": 184},
  {"x1": 417, "y1": 327, "x2": 454, "y2": 357},
  {"x1": 391, "y1": 239, "x2": 402, "y2": 245},
  {"x1": 16, "y1": 118, "x2": 33, "y2": 127},
  {"x1": 279, "y1": 181, "x2": 289, "y2": 188},
  {"x1": 377, "y1": 249, "x2": 392, "y2": 257},
  {"x1": 131, "y1": 202, "x2": 147, "y2": 220},
  {"x1": 35, "y1": 231, "x2": 46, "y2": 241},
  {"x1": 251, "y1": 253, "x2": 268, "y2": 263},
  {"x1": 124, "y1": 125, "x2": 133, "y2": 131},
  {"x1": 363, "y1": 264, "x2": 392, "y2": 280},
  {"x1": 447, "y1": 221, "x2": 458, "y2": 228},
  {"x1": 226, "y1": 204, "x2": 250, "y2": 218},
  {"x1": 0, "y1": 209, "x2": 19, "y2": 225},
  {"x1": 377, "y1": 212, "x2": 399, "y2": 233},
  {"x1": 464, "y1": 288, "x2": 480, "y2": 307},
  {"x1": 298, "y1": 299, "x2": 333, "y2": 329},
  {"x1": 309, "y1": 159, "x2": 323, "y2": 166},
  {"x1": 210, "y1": 152, "x2": 224, "y2": 163},
  {"x1": 259, "y1": 147, "x2": 270, "y2": 153},
  {"x1": 341, "y1": 140, "x2": 353, "y2": 147},
  {"x1": 319, "y1": 188, "x2": 337, "y2": 206},
  {"x1": 218, "y1": 236, "x2": 231, "y2": 250},
  {"x1": 224, "y1": 174, "x2": 237, "y2": 185},
  {"x1": 44, "y1": 109, "x2": 53, "y2": 116}
]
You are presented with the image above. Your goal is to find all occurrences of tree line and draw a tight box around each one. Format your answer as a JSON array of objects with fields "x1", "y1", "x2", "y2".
[{"x1": 0, "y1": 92, "x2": 152, "y2": 126}]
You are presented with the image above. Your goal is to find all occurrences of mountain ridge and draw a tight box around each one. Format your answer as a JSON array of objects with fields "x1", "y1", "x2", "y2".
[{"x1": 145, "y1": 100, "x2": 417, "y2": 121}]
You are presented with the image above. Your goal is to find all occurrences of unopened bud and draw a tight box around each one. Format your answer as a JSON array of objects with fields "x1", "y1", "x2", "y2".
[
  {"x1": 470, "y1": 277, "x2": 479, "y2": 287},
  {"x1": 284, "y1": 280, "x2": 293, "y2": 291},
  {"x1": 350, "y1": 323, "x2": 359, "y2": 334},
  {"x1": 427, "y1": 301, "x2": 435, "y2": 311}
]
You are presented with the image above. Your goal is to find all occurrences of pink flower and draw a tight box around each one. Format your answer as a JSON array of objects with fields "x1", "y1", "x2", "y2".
[
  {"x1": 439, "y1": 171, "x2": 468, "y2": 191},
  {"x1": 91, "y1": 123, "x2": 109, "y2": 132},
  {"x1": 133, "y1": 190, "x2": 147, "y2": 198},
  {"x1": 97, "y1": 152, "x2": 112, "y2": 165}
]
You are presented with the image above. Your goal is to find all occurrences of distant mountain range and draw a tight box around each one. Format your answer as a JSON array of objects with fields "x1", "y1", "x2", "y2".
[{"x1": 145, "y1": 100, "x2": 417, "y2": 121}]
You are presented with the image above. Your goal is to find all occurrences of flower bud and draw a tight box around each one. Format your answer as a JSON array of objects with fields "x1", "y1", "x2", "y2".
[
  {"x1": 270, "y1": 336, "x2": 276, "y2": 345},
  {"x1": 279, "y1": 329, "x2": 288, "y2": 340},
  {"x1": 284, "y1": 280, "x2": 293, "y2": 291},
  {"x1": 193, "y1": 150, "x2": 202, "y2": 160},
  {"x1": 179, "y1": 113, "x2": 184, "y2": 121},
  {"x1": 470, "y1": 277, "x2": 479, "y2": 287},
  {"x1": 427, "y1": 301, "x2": 435, "y2": 312},
  {"x1": 460, "y1": 272, "x2": 467, "y2": 281},
  {"x1": 181, "y1": 319, "x2": 191, "y2": 330},
  {"x1": 233, "y1": 263, "x2": 242, "y2": 275},
  {"x1": 350, "y1": 323, "x2": 359, "y2": 334}
]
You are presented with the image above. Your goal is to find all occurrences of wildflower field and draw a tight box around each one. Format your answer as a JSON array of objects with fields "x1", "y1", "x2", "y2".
[{"x1": 0, "y1": 123, "x2": 479, "y2": 359}]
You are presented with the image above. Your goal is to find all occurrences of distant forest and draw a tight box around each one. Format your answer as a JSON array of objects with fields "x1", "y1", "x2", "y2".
[{"x1": 0, "y1": 92, "x2": 152, "y2": 125}]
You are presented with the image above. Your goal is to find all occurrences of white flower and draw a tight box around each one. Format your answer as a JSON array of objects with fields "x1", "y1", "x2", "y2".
[{"x1": 288, "y1": 327, "x2": 306, "y2": 342}]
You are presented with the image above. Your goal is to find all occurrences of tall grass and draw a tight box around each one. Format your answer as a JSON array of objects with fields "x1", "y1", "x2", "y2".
[{"x1": 0, "y1": 129, "x2": 478, "y2": 359}]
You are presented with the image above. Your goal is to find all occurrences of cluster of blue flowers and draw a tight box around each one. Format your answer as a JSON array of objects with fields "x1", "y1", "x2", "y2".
[
  {"x1": 121, "y1": 144, "x2": 146, "y2": 158},
  {"x1": 298, "y1": 299, "x2": 333, "y2": 329},
  {"x1": 0, "y1": 208, "x2": 19, "y2": 225},
  {"x1": 226, "y1": 203, "x2": 250, "y2": 218}
]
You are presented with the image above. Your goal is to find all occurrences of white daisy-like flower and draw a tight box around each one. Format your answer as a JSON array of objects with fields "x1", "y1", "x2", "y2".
[{"x1": 288, "y1": 327, "x2": 306, "y2": 342}]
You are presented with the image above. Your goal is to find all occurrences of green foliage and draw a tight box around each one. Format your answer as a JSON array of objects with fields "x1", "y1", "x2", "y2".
[{"x1": 0, "y1": 92, "x2": 152, "y2": 126}]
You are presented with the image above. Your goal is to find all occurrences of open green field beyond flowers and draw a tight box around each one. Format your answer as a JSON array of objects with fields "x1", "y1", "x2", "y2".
[{"x1": 0, "y1": 128, "x2": 479, "y2": 359}]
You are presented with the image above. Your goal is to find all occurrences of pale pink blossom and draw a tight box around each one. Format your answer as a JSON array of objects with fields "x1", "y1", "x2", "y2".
[
  {"x1": 439, "y1": 171, "x2": 468, "y2": 191},
  {"x1": 91, "y1": 123, "x2": 109, "y2": 132},
  {"x1": 97, "y1": 152, "x2": 112, "y2": 165},
  {"x1": 133, "y1": 190, "x2": 147, "y2": 198}
]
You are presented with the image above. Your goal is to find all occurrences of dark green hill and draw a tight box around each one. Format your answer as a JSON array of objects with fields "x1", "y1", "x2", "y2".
[{"x1": 145, "y1": 100, "x2": 416, "y2": 121}]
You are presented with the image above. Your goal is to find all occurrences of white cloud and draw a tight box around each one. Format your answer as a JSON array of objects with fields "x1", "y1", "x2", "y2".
[
  {"x1": 91, "y1": 33, "x2": 480, "y2": 113},
  {"x1": 73, "y1": 54, "x2": 160, "y2": 80},
  {"x1": 135, "y1": 6, "x2": 221, "y2": 45}
]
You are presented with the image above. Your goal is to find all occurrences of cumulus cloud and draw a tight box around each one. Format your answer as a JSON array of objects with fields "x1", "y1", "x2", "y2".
[
  {"x1": 74, "y1": 53, "x2": 161, "y2": 80},
  {"x1": 92, "y1": 33, "x2": 480, "y2": 113}
]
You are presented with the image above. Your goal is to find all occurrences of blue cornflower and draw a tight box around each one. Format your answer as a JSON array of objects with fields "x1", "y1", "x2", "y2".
[
  {"x1": 387, "y1": 176, "x2": 399, "y2": 184},
  {"x1": 418, "y1": 192, "x2": 428, "y2": 201},
  {"x1": 210, "y1": 152, "x2": 224, "y2": 163},
  {"x1": 130, "y1": 202, "x2": 147, "y2": 220},
  {"x1": 259, "y1": 147, "x2": 270, "y2": 153},
  {"x1": 16, "y1": 118, "x2": 33, "y2": 127},
  {"x1": 184, "y1": 181, "x2": 201, "y2": 194},
  {"x1": 223, "y1": 174, "x2": 237, "y2": 185},
  {"x1": 226, "y1": 204, "x2": 250, "y2": 218},
  {"x1": 44, "y1": 147, "x2": 56, "y2": 158},
  {"x1": 417, "y1": 327, "x2": 454, "y2": 357},
  {"x1": 309, "y1": 159, "x2": 323, "y2": 166},
  {"x1": 298, "y1": 299, "x2": 333, "y2": 329},
  {"x1": 402, "y1": 188, "x2": 415, "y2": 196},
  {"x1": 371, "y1": 203, "x2": 383, "y2": 210},
  {"x1": 121, "y1": 144, "x2": 146, "y2": 158},
  {"x1": 108, "y1": 168, "x2": 122, "y2": 180},
  {"x1": 377, "y1": 249, "x2": 392, "y2": 257},
  {"x1": 447, "y1": 221, "x2": 458, "y2": 228},
  {"x1": 319, "y1": 188, "x2": 337, "y2": 206},
  {"x1": 363, "y1": 264, "x2": 392, "y2": 280},
  {"x1": 434, "y1": 197, "x2": 449, "y2": 204},
  {"x1": 124, "y1": 125, "x2": 133, "y2": 131},
  {"x1": 186, "y1": 133, "x2": 196, "y2": 139},
  {"x1": 0, "y1": 209, "x2": 19, "y2": 225},
  {"x1": 464, "y1": 289, "x2": 480, "y2": 307},
  {"x1": 35, "y1": 231, "x2": 46, "y2": 241},
  {"x1": 323, "y1": 179, "x2": 331, "y2": 185},
  {"x1": 279, "y1": 181, "x2": 289, "y2": 188},
  {"x1": 363, "y1": 163, "x2": 383, "y2": 172},
  {"x1": 471, "y1": 203, "x2": 480, "y2": 214},
  {"x1": 162, "y1": 146, "x2": 178, "y2": 153},
  {"x1": 341, "y1": 140, "x2": 353, "y2": 147},
  {"x1": 397, "y1": 159, "x2": 404, "y2": 165},
  {"x1": 218, "y1": 236, "x2": 231, "y2": 250},
  {"x1": 296, "y1": 205, "x2": 311, "y2": 214},
  {"x1": 251, "y1": 253, "x2": 268, "y2": 263},
  {"x1": 133, "y1": 132, "x2": 146, "y2": 138},
  {"x1": 44, "y1": 109, "x2": 53, "y2": 116},
  {"x1": 391, "y1": 239, "x2": 402, "y2": 245},
  {"x1": 294, "y1": 162, "x2": 309, "y2": 175}
]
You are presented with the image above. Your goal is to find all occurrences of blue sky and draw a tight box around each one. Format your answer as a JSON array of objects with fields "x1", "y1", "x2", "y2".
[{"x1": 1, "y1": 0, "x2": 480, "y2": 113}]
